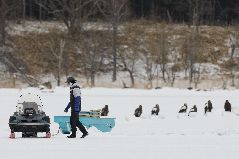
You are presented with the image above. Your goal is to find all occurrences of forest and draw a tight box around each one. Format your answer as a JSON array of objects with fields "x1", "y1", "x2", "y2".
[{"x1": 19, "y1": 0, "x2": 239, "y2": 25}]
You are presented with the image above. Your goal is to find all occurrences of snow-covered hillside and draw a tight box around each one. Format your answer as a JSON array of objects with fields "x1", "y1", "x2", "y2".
[
  {"x1": 1, "y1": 87, "x2": 239, "y2": 159},
  {"x1": 4, "y1": 21, "x2": 238, "y2": 89}
]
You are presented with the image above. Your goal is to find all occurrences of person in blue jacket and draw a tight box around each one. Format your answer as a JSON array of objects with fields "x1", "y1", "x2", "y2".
[{"x1": 64, "y1": 77, "x2": 88, "y2": 138}]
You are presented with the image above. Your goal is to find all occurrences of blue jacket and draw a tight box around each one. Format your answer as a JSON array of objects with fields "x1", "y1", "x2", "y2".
[{"x1": 65, "y1": 83, "x2": 81, "y2": 114}]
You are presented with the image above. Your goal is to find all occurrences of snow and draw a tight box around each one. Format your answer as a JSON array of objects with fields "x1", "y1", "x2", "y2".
[
  {"x1": 8, "y1": 21, "x2": 67, "y2": 35},
  {"x1": 8, "y1": 21, "x2": 111, "y2": 35},
  {"x1": 196, "y1": 63, "x2": 221, "y2": 76},
  {"x1": 1, "y1": 87, "x2": 239, "y2": 159}
]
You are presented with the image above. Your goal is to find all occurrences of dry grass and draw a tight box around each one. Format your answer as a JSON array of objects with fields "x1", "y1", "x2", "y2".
[{"x1": 9, "y1": 21, "x2": 236, "y2": 88}]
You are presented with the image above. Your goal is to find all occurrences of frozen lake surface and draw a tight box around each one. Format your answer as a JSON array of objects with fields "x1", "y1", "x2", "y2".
[{"x1": 1, "y1": 87, "x2": 239, "y2": 159}]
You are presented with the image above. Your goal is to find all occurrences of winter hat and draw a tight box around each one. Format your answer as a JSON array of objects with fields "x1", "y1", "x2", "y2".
[{"x1": 66, "y1": 77, "x2": 77, "y2": 84}]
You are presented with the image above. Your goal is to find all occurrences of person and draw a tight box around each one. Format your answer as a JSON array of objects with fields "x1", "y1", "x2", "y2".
[
  {"x1": 204, "y1": 100, "x2": 213, "y2": 114},
  {"x1": 224, "y1": 100, "x2": 232, "y2": 112},
  {"x1": 178, "y1": 103, "x2": 187, "y2": 113},
  {"x1": 151, "y1": 104, "x2": 160, "y2": 115},
  {"x1": 188, "y1": 105, "x2": 197, "y2": 116},
  {"x1": 64, "y1": 77, "x2": 88, "y2": 138},
  {"x1": 101, "y1": 105, "x2": 109, "y2": 116},
  {"x1": 134, "y1": 105, "x2": 142, "y2": 117}
]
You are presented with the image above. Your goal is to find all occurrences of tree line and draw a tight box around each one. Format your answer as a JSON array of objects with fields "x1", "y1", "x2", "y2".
[{"x1": 7, "y1": 0, "x2": 239, "y2": 25}]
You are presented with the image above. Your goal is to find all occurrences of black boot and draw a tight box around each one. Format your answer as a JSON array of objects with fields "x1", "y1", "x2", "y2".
[
  {"x1": 80, "y1": 133, "x2": 88, "y2": 138},
  {"x1": 67, "y1": 132, "x2": 76, "y2": 138}
]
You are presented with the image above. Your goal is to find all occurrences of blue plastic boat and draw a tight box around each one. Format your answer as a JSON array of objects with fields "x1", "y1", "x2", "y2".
[{"x1": 54, "y1": 116, "x2": 116, "y2": 134}]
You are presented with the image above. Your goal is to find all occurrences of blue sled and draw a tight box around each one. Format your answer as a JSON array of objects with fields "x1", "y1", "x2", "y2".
[{"x1": 54, "y1": 116, "x2": 116, "y2": 134}]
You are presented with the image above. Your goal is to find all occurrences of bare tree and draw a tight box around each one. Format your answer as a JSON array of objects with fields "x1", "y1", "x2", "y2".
[
  {"x1": 166, "y1": 48, "x2": 182, "y2": 87},
  {"x1": 0, "y1": 46, "x2": 38, "y2": 86},
  {"x1": 188, "y1": 34, "x2": 196, "y2": 84},
  {"x1": 166, "y1": 63, "x2": 181, "y2": 87},
  {"x1": 0, "y1": 1, "x2": 7, "y2": 46},
  {"x1": 119, "y1": 46, "x2": 138, "y2": 88},
  {"x1": 183, "y1": 0, "x2": 206, "y2": 86},
  {"x1": 192, "y1": 64, "x2": 201, "y2": 88},
  {"x1": 224, "y1": 26, "x2": 239, "y2": 87},
  {"x1": 0, "y1": 1, "x2": 36, "y2": 86},
  {"x1": 181, "y1": 37, "x2": 190, "y2": 78},
  {"x1": 187, "y1": 0, "x2": 207, "y2": 29},
  {"x1": 118, "y1": 23, "x2": 145, "y2": 88},
  {"x1": 77, "y1": 31, "x2": 108, "y2": 87},
  {"x1": 0, "y1": 0, "x2": 17, "y2": 46},
  {"x1": 49, "y1": 38, "x2": 66, "y2": 86},
  {"x1": 35, "y1": 0, "x2": 47, "y2": 22},
  {"x1": 97, "y1": 0, "x2": 129, "y2": 82},
  {"x1": 148, "y1": 24, "x2": 170, "y2": 82},
  {"x1": 143, "y1": 54, "x2": 158, "y2": 89},
  {"x1": 181, "y1": 28, "x2": 204, "y2": 87},
  {"x1": 42, "y1": 0, "x2": 96, "y2": 34},
  {"x1": 204, "y1": 0, "x2": 216, "y2": 25},
  {"x1": 22, "y1": 0, "x2": 26, "y2": 20}
]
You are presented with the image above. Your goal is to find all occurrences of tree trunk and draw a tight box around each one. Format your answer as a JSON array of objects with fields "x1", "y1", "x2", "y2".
[
  {"x1": 211, "y1": 0, "x2": 216, "y2": 25},
  {"x1": 140, "y1": 0, "x2": 144, "y2": 18},
  {"x1": 0, "y1": 16, "x2": 6, "y2": 46},
  {"x1": 57, "y1": 59, "x2": 61, "y2": 86},
  {"x1": 229, "y1": 37, "x2": 237, "y2": 87},
  {"x1": 90, "y1": 71, "x2": 95, "y2": 87},
  {"x1": 39, "y1": 2, "x2": 42, "y2": 22},
  {"x1": 230, "y1": 70, "x2": 235, "y2": 87},
  {"x1": 55, "y1": 39, "x2": 65, "y2": 86},
  {"x1": 112, "y1": 23, "x2": 118, "y2": 82},
  {"x1": 156, "y1": 65, "x2": 159, "y2": 86},
  {"x1": 184, "y1": 68, "x2": 188, "y2": 78},
  {"x1": 194, "y1": 81, "x2": 198, "y2": 89},
  {"x1": 167, "y1": 9, "x2": 172, "y2": 23},
  {"x1": 22, "y1": 0, "x2": 26, "y2": 21},
  {"x1": 170, "y1": 71, "x2": 175, "y2": 87},
  {"x1": 129, "y1": 70, "x2": 135, "y2": 87},
  {"x1": 29, "y1": 0, "x2": 33, "y2": 18},
  {"x1": 161, "y1": 64, "x2": 166, "y2": 82},
  {"x1": 57, "y1": 74, "x2": 60, "y2": 86},
  {"x1": 189, "y1": 62, "x2": 193, "y2": 84}
]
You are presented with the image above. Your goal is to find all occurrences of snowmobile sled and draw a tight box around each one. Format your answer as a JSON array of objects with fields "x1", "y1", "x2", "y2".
[
  {"x1": 9, "y1": 93, "x2": 51, "y2": 138},
  {"x1": 54, "y1": 114, "x2": 115, "y2": 134}
]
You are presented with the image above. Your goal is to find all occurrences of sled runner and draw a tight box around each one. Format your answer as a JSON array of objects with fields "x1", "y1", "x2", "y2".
[
  {"x1": 54, "y1": 115, "x2": 115, "y2": 134},
  {"x1": 9, "y1": 93, "x2": 51, "y2": 138}
]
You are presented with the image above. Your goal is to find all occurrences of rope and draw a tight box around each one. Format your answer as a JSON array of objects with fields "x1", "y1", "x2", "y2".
[{"x1": 52, "y1": 127, "x2": 60, "y2": 136}]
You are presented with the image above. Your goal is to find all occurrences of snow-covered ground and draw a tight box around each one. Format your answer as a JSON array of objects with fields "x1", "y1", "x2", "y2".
[
  {"x1": 1, "y1": 87, "x2": 239, "y2": 159},
  {"x1": 8, "y1": 21, "x2": 111, "y2": 35}
]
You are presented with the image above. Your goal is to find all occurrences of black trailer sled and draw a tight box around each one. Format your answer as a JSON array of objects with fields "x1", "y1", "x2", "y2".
[{"x1": 9, "y1": 93, "x2": 51, "y2": 138}]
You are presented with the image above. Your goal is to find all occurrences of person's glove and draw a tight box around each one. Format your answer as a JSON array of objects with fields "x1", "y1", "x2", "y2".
[{"x1": 64, "y1": 109, "x2": 68, "y2": 113}]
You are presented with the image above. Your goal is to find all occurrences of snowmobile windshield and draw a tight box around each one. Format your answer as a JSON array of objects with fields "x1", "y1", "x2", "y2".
[{"x1": 16, "y1": 93, "x2": 43, "y2": 115}]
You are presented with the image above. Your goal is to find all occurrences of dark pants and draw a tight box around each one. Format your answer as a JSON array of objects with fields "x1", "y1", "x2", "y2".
[{"x1": 70, "y1": 112, "x2": 88, "y2": 135}]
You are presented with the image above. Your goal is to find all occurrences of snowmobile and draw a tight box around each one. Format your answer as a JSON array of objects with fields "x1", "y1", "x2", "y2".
[{"x1": 9, "y1": 93, "x2": 51, "y2": 138}]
